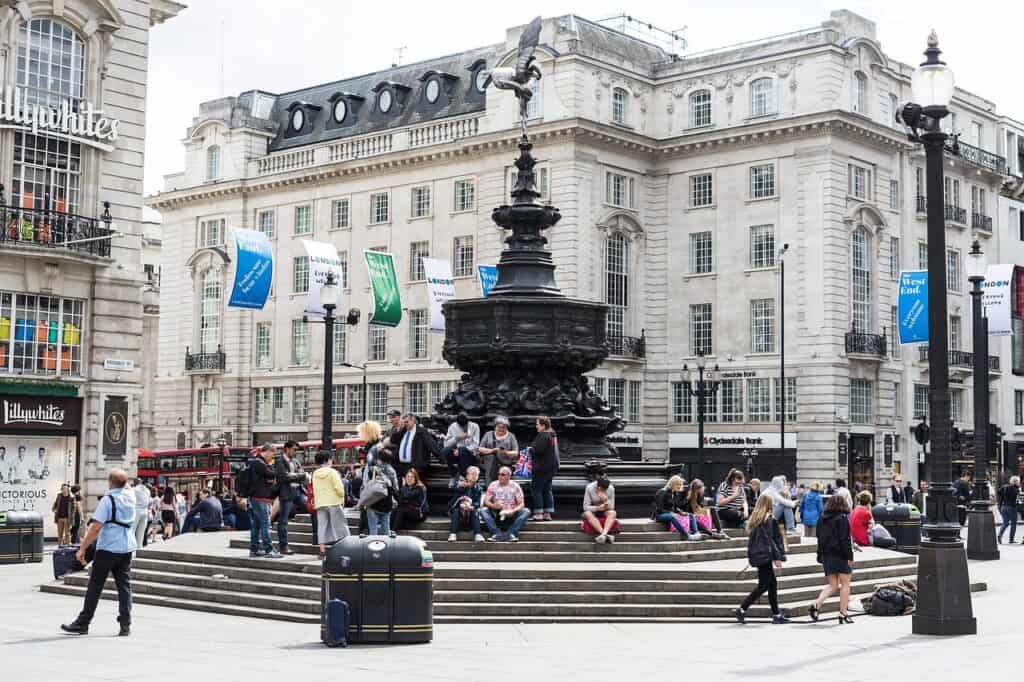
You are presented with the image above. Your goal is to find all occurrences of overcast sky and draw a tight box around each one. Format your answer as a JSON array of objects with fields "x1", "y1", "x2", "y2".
[{"x1": 143, "y1": 0, "x2": 1024, "y2": 196}]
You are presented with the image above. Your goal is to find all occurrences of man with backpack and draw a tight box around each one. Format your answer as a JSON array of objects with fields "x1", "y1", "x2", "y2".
[
  {"x1": 240, "y1": 444, "x2": 281, "y2": 558},
  {"x1": 998, "y1": 475, "x2": 1021, "y2": 544}
]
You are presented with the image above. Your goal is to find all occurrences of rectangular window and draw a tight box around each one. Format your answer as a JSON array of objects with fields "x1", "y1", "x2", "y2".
[
  {"x1": 894, "y1": 382, "x2": 903, "y2": 418},
  {"x1": 950, "y1": 389, "x2": 963, "y2": 422},
  {"x1": 199, "y1": 219, "x2": 224, "y2": 247},
  {"x1": 370, "y1": 384, "x2": 389, "y2": 423},
  {"x1": 720, "y1": 380, "x2": 744, "y2": 423},
  {"x1": 750, "y1": 164, "x2": 776, "y2": 199},
  {"x1": 689, "y1": 231, "x2": 713, "y2": 274},
  {"x1": 750, "y1": 299, "x2": 776, "y2": 353},
  {"x1": 947, "y1": 249, "x2": 961, "y2": 292},
  {"x1": 950, "y1": 315, "x2": 962, "y2": 350},
  {"x1": 850, "y1": 379, "x2": 873, "y2": 424},
  {"x1": 411, "y1": 186, "x2": 431, "y2": 218},
  {"x1": 333, "y1": 322, "x2": 346, "y2": 364},
  {"x1": 293, "y1": 386, "x2": 309, "y2": 423},
  {"x1": 914, "y1": 385, "x2": 929, "y2": 420},
  {"x1": 750, "y1": 79, "x2": 774, "y2": 117},
  {"x1": 690, "y1": 303, "x2": 713, "y2": 356},
  {"x1": 430, "y1": 381, "x2": 451, "y2": 411},
  {"x1": 690, "y1": 90, "x2": 712, "y2": 128},
  {"x1": 405, "y1": 382, "x2": 426, "y2": 414},
  {"x1": 889, "y1": 179, "x2": 899, "y2": 210},
  {"x1": 292, "y1": 256, "x2": 309, "y2": 293},
  {"x1": 331, "y1": 385, "x2": 346, "y2": 424},
  {"x1": 454, "y1": 179, "x2": 476, "y2": 212},
  {"x1": 689, "y1": 173, "x2": 713, "y2": 207},
  {"x1": 915, "y1": 168, "x2": 924, "y2": 203},
  {"x1": 605, "y1": 171, "x2": 636, "y2": 209},
  {"x1": 409, "y1": 241, "x2": 429, "y2": 281},
  {"x1": 453, "y1": 236, "x2": 474, "y2": 277},
  {"x1": 890, "y1": 306, "x2": 900, "y2": 358},
  {"x1": 197, "y1": 388, "x2": 220, "y2": 425},
  {"x1": 774, "y1": 377, "x2": 797, "y2": 422},
  {"x1": 612, "y1": 88, "x2": 627, "y2": 124},
  {"x1": 291, "y1": 319, "x2": 309, "y2": 365},
  {"x1": 1016, "y1": 391, "x2": 1023, "y2": 426},
  {"x1": 256, "y1": 322, "x2": 272, "y2": 368},
  {"x1": 628, "y1": 380, "x2": 641, "y2": 424},
  {"x1": 294, "y1": 205, "x2": 312, "y2": 235},
  {"x1": 331, "y1": 198, "x2": 350, "y2": 229},
  {"x1": 338, "y1": 251, "x2": 349, "y2": 290},
  {"x1": 889, "y1": 237, "x2": 900, "y2": 279},
  {"x1": 272, "y1": 387, "x2": 288, "y2": 424},
  {"x1": 918, "y1": 242, "x2": 928, "y2": 270},
  {"x1": 749, "y1": 225, "x2": 775, "y2": 269},
  {"x1": 257, "y1": 210, "x2": 275, "y2": 238},
  {"x1": 253, "y1": 388, "x2": 271, "y2": 423},
  {"x1": 672, "y1": 382, "x2": 692, "y2": 423},
  {"x1": 747, "y1": 378, "x2": 771, "y2": 422},
  {"x1": 348, "y1": 383, "x2": 364, "y2": 423},
  {"x1": 592, "y1": 377, "x2": 606, "y2": 399},
  {"x1": 607, "y1": 379, "x2": 625, "y2": 416},
  {"x1": 848, "y1": 165, "x2": 871, "y2": 199},
  {"x1": 408, "y1": 309, "x2": 428, "y2": 359},
  {"x1": 370, "y1": 192, "x2": 390, "y2": 225},
  {"x1": 368, "y1": 326, "x2": 387, "y2": 361}
]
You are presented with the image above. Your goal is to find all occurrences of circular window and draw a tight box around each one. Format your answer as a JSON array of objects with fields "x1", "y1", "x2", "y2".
[
  {"x1": 475, "y1": 68, "x2": 489, "y2": 93},
  {"x1": 378, "y1": 89, "x2": 393, "y2": 114},
  {"x1": 290, "y1": 108, "x2": 304, "y2": 132},
  {"x1": 332, "y1": 98, "x2": 347, "y2": 124},
  {"x1": 425, "y1": 79, "x2": 440, "y2": 104}
]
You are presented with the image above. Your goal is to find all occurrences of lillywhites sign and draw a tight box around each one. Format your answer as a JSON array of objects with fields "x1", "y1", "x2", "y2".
[
  {"x1": 0, "y1": 86, "x2": 119, "y2": 152},
  {"x1": 3, "y1": 400, "x2": 65, "y2": 427},
  {"x1": 897, "y1": 270, "x2": 929, "y2": 344},
  {"x1": 364, "y1": 250, "x2": 402, "y2": 327}
]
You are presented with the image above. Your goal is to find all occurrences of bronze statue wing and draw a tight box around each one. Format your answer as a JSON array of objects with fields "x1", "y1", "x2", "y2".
[{"x1": 516, "y1": 16, "x2": 543, "y2": 76}]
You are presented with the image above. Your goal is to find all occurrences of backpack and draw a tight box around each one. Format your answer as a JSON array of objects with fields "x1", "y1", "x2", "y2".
[
  {"x1": 234, "y1": 459, "x2": 255, "y2": 498},
  {"x1": 861, "y1": 580, "x2": 917, "y2": 616},
  {"x1": 103, "y1": 492, "x2": 133, "y2": 529},
  {"x1": 747, "y1": 522, "x2": 781, "y2": 567}
]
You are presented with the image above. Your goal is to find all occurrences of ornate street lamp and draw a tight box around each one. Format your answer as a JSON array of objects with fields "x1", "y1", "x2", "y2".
[
  {"x1": 778, "y1": 243, "x2": 790, "y2": 467},
  {"x1": 320, "y1": 271, "x2": 340, "y2": 460},
  {"x1": 966, "y1": 240, "x2": 998, "y2": 560},
  {"x1": 683, "y1": 353, "x2": 720, "y2": 470},
  {"x1": 897, "y1": 31, "x2": 976, "y2": 635}
]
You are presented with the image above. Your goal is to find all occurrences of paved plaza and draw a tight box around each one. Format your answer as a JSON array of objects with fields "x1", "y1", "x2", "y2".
[{"x1": 0, "y1": 537, "x2": 1019, "y2": 680}]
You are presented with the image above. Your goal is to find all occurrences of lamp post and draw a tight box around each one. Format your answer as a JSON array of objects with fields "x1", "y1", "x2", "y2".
[
  {"x1": 341, "y1": 362, "x2": 368, "y2": 423},
  {"x1": 683, "y1": 353, "x2": 720, "y2": 473},
  {"x1": 897, "y1": 31, "x2": 976, "y2": 635},
  {"x1": 778, "y1": 243, "x2": 790, "y2": 468},
  {"x1": 966, "y1": 240, "x2": 998, "y2": 560},
  {"x1": 319, "y1": 271, "x2": 340, "y2": 459}
]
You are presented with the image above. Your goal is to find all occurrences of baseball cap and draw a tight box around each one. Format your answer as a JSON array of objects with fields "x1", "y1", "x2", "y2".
[{"x1": 387, "y1": 409, "x2": 402, "y2": 417}]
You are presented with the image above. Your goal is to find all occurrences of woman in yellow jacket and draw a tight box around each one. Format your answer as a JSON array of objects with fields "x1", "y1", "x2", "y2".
[{"x1": 313, "y1": 451, "x2": 350, "y2": 558}]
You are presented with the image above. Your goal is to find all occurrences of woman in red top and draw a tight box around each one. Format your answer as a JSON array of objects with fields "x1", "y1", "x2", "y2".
[{"x1": 849, "y1": 491, "x2": 874, "y2": 546}]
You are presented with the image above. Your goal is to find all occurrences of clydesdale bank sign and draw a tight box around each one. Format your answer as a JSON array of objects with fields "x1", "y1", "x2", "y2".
[{"x1": 0, "y1": 86, "x2": 120, "y2": 152}]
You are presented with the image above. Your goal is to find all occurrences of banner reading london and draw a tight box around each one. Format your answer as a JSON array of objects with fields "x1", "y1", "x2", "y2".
[
  {"x1": 422, "y1": 257, "x2": 455, "y2": 333},
  {"x1": 302, "y1": 240, "x2": 345, "y2": 317},
  {"x1": 364, "y1": 250, "x2": 402, "y2": 327}
]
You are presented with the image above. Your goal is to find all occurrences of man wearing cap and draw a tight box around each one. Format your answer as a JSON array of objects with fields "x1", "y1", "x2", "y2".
[{"x1": 383, "y1": 409, "x2": 403, "y2": 440}]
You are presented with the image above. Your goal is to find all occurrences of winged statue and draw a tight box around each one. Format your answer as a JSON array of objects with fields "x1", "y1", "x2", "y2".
[{"x1": 481, "y1": 16, "x2": 543, "y2": 137}]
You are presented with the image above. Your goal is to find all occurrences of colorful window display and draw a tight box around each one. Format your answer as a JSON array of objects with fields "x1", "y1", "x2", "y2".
[{"x1": 0, "y1": 291, "x2": 84, "y2": 376}]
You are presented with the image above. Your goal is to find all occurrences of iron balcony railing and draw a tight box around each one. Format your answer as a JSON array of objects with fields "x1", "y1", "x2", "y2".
[
  {"x1": 954, "y1": 140, "x2": 1007, "y2": 176},
  {"x1": 845, "y1": 331, "x2": 887, "y2": 357},
  {"x1": 608, "y1": 334, "x2": 646, "y2": 359},
  {"x1": 0, "y1": 192, "x2": 114, "y2": 258},
  {"x1": 944, "y1": 204, "x2": 967, "y2": 225},
  {"x1": 919, "y1": 346, "x2": 1000, "y2": 371},
  {"x1": 971, "y1": 213, "x2": 993, "y2": 232},
  {"x1": 185, "y1": 346, "x2": 226, "y2": 371},
  {"x1": 916, "y1": 195, "x2": 927, "y2": 213}
]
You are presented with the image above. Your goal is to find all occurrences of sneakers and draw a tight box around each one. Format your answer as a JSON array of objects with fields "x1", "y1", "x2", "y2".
[
  {"x1": 772, "y1": 613, "x2": 792, "y2": 624},
  {"x1": 733, "y1": 608, "x2": 745, "y2": 624},
  {"x1": 119, "y1": 623, "x2": 131, "y2": 637},
  {"x1": 595, "y1": 534, "x2": 607, "y2": 544},
  {"x1": 447, "y1": 533, "x2": 458, "y2": 542},
  {"x1": 606, "y1": 534, "x2": 616, "y2": 544},
  {"x1": 712, "y1": 531, "x2": 730, "y2": 540},
  {"x1": 249, "y1": 550, "x2": 260, "y2": 558},
  {"x1": 687, "y1": 533, "x2": 704, "y2": 541},
  {"x1": 281, "y1": 547, "x2": 295, "y2": 555},
  {"x1": 486, "y1": 534, "x2": 501, "y2": 542},
  {"x1": 60, "y1": 621, "x2": 88, "y2": 635},
  {"x1": 264, "y1": 551, "x2": 283, "y2": 559},
  {"x1": 474, "y1": 534, "x2": 485, "y2": 543},
  {"x1": 508, "y1": 534, "x2": 519, "y2": 542}
]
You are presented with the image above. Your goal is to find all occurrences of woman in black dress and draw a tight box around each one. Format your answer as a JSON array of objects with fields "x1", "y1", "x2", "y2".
[{"x1": 809, "y1": 493, "x2": 855, "y2": 623}]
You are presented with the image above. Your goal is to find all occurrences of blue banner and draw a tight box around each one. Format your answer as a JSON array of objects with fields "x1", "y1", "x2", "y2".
[
  {"x1": 477, "y1": 264, "x2": 498, "y2": 298},
  {"x1": 897, "y1": 270, "x2": 928, "y2": 344},
  {"x1": 228, "y1": 229, "x2": 273, "y2": 309}
]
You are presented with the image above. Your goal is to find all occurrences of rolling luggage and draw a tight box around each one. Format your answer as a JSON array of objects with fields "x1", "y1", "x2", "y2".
[
  {"x1": 322, "y1": 598, "x2": 350, "y2": 647},
  {"x1": 52, "y1": 546, "x2": 82, "y2": 578}
]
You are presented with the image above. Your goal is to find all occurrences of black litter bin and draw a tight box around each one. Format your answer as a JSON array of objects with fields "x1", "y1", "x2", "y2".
[
  {"x1": 0, "y1": 511, "x2": 44, "y2": 563},
  {"x1": 872, "y1": 503, "x2": 921, "y2": 554},
  {"x1": 322, "y1": 535, "x2": 433, "y2": 644}
]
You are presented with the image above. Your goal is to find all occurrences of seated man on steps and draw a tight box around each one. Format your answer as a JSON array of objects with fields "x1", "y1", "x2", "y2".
[
  {"x1": 448, "y1": 465, "x2": 485, "y2": 542},
  {"x1": 480, "y1": 466, "x2": 530, "y2": 542},
  {"x1": 581, "y1": 476, "x2": 619, "y2": 543}
]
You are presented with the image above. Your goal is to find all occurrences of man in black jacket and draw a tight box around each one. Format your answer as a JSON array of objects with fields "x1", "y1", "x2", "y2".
[
  {"x1": 249, "y1": 444, "x2": 280, "y2": 558},
  {"x1": 954, "y1": 473, "x2": 972, "y2": 526},
  {"x1": 274, "y1": 440, "x2": 304, "y2": 555},
  {"x1": 390, "y1": 414, "x2": 439, "y2": 481},
  {"x1": 889, "y1": 475, "x2": 906, "y2": 504},
  {"x1": 998, "y1": 476, "x2": 1021, "y2": 544}
]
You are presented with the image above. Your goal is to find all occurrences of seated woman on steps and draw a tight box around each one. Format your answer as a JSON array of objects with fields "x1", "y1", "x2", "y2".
[
  {"x1": 685, "y1": 479, "x2": 729, "y2": 540},
  {"x1": 652, "y1": 476, "x2": 701, "y2": 541}
]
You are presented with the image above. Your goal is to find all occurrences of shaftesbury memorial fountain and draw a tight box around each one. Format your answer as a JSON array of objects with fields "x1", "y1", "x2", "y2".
[{"x1": 432, "y1": 17, "x2": 625, "y2": 461}]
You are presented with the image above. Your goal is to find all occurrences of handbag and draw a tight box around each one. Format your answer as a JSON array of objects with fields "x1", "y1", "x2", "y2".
[
  {"x1": 357, "y1": 466, "x2": 389, "y2": 509},
  {"x1": 513, "y1": 449, "x2": 532, "y2": 479}
]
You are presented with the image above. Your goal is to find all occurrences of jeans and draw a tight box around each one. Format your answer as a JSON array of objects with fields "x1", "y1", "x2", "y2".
[
  {"x1": 367, "y1": 509, "x2": 391, "y2": 535},
  {"x1": 774, "y1": 505, "x2": 795, "y2": 531},
  {"x1": 249, "y1": 500, "x2": 273, "y2": 553},
  {"x1": 181, "y1": 513, "x2": 200, "y2": 534},
  {"x1": 277, "y1": 492, "x2": 294, "y2": 549},
  {"x1": 531, "y1": 472, "x2": 555, "y2": 515},
  {"x1": 442, "y1": 445, "x2": 479, "y2": 477},
  {"x1": 449, "y1": 507, "x2": 482, "y2": 534},
  {"x1": 77, "y1": 549, "x2": 132, "y2": 626},
  {"x1": 479, "y1": 507, "x2": 530, "y2": 539},
  {"x1": 999, "y1": 506, "x2": 1018, "y2": 542},
  {"x1": 656, "y1": 512, "x2": 697, "y2": 536},
  {"x1": 740, "y1": 562, "x2": 779, "y2": 615},
  {"x1": 223, "y1": 512, "x2": 237, "y2": 530}
]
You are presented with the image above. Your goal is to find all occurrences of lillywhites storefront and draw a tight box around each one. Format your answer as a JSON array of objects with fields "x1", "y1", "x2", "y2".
[
  {"x1": 669, "y1": 432, "x2": 797, "y2": 485},
  {"x1": 0, "y1": 395, "x2": 82, "y2": 537}
]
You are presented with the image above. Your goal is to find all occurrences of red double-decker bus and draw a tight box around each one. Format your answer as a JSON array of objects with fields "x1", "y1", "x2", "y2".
[{"x1": 247, "y1": 437, "x2": 367, "y2": 473}]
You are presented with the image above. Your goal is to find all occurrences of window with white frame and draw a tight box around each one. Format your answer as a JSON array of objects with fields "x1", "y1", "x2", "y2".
[
  {"x1": 206, "y1": 145, "x2": 221, "y2": 181},
  {"x1": 606, "y1": 232, "x2": 630, "y2": 340},
  {"x1": 199, "y1": 269, "x2": 221, "y2": 353},
  {"x1": 405, "y1": 382, "x2": 426, "y2": 414},
  {"x1": 526, "y1": 87, "x2": 540, "y2": 118},
  {"x1": 848, "y1": 164, "x2": 872, "y2": 200},
  {"x1": 368, "y1": 326, "x2": 387, "y2": 361},
  {"x1": 747, "y1": 378, "x2": 771, "y2": 422},
  {"x1": 409, "y1": 309, "x2": 428, "y2": 359},
  {"x1": 914, "y1": 385, "x2": 929, "y2": 420},
  {"x1": 850, "y1": 379, "x2": 873, "y2": 424},
  {"x1": 347, "y1": 384, "x2": 364, "y2": 423},
  {"x1": 690, "y1": 231, "x2": 713, "y2": 274},
  {"x1": 889, "y1": 179, "x2": 899, "y2": 210},
  {"x1": 851, "y1": 227, "x2": 872, "y2": 333},
  {"x1": 454, "y1": 179, "x2": 476, "y2": 212},
  {"x1": 199, "y1": 219, "x2": 224, "y2": 248},
  {"x1": 254, "y1": 387, "x2": 271, "y2": 423},
  {"x1": 889, "y1": 237, "x2": 900, "y2": 279},
  {"x1": 950, "y1": 389, "x2": 964, "y2": 422},
  {"x1": 721, "y1": 380, "x2": 744, "y2": 423},
  {"x1": 890, "y1": 306, "x2": 900, "y2": 358},
  {"x1": 947, "y1": 249, "x2": 961, "y2": 292},
  {"x1": 453, "y1": 236, "x2": 474, "y2": 277},
  {"x1": 197, "y1": 388, "x2": 220, "y2": 425},
  {"x1": 409, "y1": 241, "x2": 429, "y2": 281},
  {"x1": 592, "y1": 377, "x2": 606, "y2": 398},
  {"x1": 273, "y1": 387, "x2": 288, "y2": 423},
  {"x1": 611, "y1": 87, "x2": 629, "y2": 125},
  {"x1": 291, "y1": 319, "x2": 309, "y2": 365},
  {"x1": 853, "y1": 72, "x2": 867, "y2": 114},
  {"x1": 331, "y1": 198, "x2": 350, "y2": 229},
  {"x1": 333, "y1": 322, "x2": 346, "y2": 363},
  {"x1": 689, "y1": 173, "x2": 713, "y2": 207},
  {"x1": 294, "y1": 386, "x2": 309, "y2": 423},
  {"x1": 331, "y1": 385, "x2": 346, "y2": 423},
  {"x1": 972, "y1": 121, "x2": 983, "y2": 149},
  {"x1": 915, "y1": 167, "x2": 925, "y2": 203},
  {"x1": 257, "y1": 209, "x2": 275, "y2": 239},
  {"x1": 430, "y1": 381, "x2": 452, "y2": 410},
  {"x1": 672, "y1": 382, "x2": 693, "y2": 423},
  {"x1": 2, "y1": 292, "x2": 85, "y2": 378},
  {"x1": 605, "y1": 171, "x2": 636, "y2": 209},
  {"x1": 607, "y1": 379, "x2": 625, "y2": 415},
  {"x1": 411, "y1": 186, "x2": 431, "y2": 218},
  {"x1": 18, "y1": 19, "x2": 84, "y2": 107},
  {"x1": 256, "y1": 322, "x2": 272, "y2": 368},
  {"x1": 1015, "y1": 390, "x2": 1023, "y2": 426},
  {"x1": 750, "y1": 78, "x2": 775, "y2": 117},
  {"x1": 293, "y1": 256, "x2": 309, "y2": 293},
  {"x1": 370, "y1": 192, "x2": 390, "y2": 224},
  {"x1": 750, "y1": 299, "x2": 775, "y2": 353},
  {"x1": 918, "y1": 241, "x2": 928, "y2": 270},
  {"x1": 690, "y1": 303, "x2": 713, "y2": 356},
  {"x1": 890, "y1": 93, "x2": 899, "y2": 127},
  {"x1": 750, "y1": 225, "x2": 775, "y2": 269},
  {"x1": 689, "y1": 89, "x2": 712, "y2": 128},
  {"x1": 294, "y1": 205, "x2": 312, "y2": 235},
  {"x1": 894, "y1": 382, "x2": 903, "y2": 418},
  {"x1": 750, "y1": 164, "x2": 776, "y2": 199},
  {"x1": 338, "y1": 251, "x2": 349, "y2": 289},
  {"x1": 774, "y1": 377, "x2": 797, "y2": 422},
  {"x1": 371, "y1": 384, "x2": 389, "y2": 423},
  {"x1": 949, "y1": 315, "x2": 962, "y2": 350},
  {"x1": 628, "y1": 380, "x2": 641, "y2": 424}
]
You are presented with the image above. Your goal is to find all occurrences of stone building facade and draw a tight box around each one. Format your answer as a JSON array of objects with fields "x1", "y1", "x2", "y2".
[{"x1": 149, "y1": 10, "x2": 1021, "y2": 495}]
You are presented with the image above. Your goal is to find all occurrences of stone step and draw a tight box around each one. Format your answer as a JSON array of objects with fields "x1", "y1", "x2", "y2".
[
  {"x1": 65, "y1": 570, "x2": 323, "y2": 601},
  {"x1": 291, "y1": 515, "x2": 703, "y2": 534},
  {"x1": 281, "y1": 526, "x2": 705, "y2": 542},
  {"x1": 132, "y1": 558, "x2": 326, "y2": 588}
]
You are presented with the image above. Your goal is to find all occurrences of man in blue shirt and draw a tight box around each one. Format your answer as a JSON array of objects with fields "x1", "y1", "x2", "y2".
[{"x1": 61, "y1": 469, "x2": 137, "y2": 637}]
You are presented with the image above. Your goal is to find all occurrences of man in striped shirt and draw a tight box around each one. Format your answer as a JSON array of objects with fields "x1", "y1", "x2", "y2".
[{"x1": 716, "y1": 469, "x2": 748, "y2": 528}]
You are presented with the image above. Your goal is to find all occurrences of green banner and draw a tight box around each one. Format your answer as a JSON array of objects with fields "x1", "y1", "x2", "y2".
[{"x1": 364, "y1": 249, "x2": 402, "y2": 327}]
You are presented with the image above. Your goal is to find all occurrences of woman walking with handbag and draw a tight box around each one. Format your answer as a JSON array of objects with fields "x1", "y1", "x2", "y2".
[
  {"x1": 808, "y1": 493, "x2": 855, "y2": 623},
  {"x1": 735, "y1": 494, "x2": 790, "y2": 624}
]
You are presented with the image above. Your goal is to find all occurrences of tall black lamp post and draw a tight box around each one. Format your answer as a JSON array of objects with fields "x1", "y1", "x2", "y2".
[
  {"x1": 341, "y1": 361, "x2": 368, "y2": 423},
  {"x1": 966, "y1": 240, "x2": 998, "y2": 560},
  {"x1": 897, "y1": 31, "x2": 976, "y2": 635},
  {"x1": 319, "y1": 271, "x2": 340, "y2": 459},
  {"x1": 778, "y1": 242, "x2": 789, "y2": 467},
  {"x1": 683, "y1": 353, "x2": 720, "y2": 473}
]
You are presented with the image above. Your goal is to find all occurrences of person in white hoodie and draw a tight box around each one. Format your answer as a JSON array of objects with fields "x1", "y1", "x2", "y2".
[{"x1": 764, "y1": 475, "x2": 796, "y2": 551}]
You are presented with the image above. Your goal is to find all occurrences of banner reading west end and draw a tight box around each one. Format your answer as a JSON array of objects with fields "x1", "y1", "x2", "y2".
[
  {"x1": 422, "y1": 257, "x2": 455, "y2": 333},
  {"x1": 897, "y1": 270, "x2": 928, "y2": 344},
  {"x1": 228, "y1": 229, "x2": 273, "y2": 309},
  {"x1": 477, "y1": 264, "x2": 498, "y2": 297},
  {"x1": 302, "y1": 240, "x2": 345, "y2": 317},
  {"x1": 364, "y1": 249, "x2": 402, "y2": 327}
]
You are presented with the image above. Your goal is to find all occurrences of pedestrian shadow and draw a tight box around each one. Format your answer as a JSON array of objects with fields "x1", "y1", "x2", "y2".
[{"x1": 0, "y1": 635, "x2": 75, "y2": 645}]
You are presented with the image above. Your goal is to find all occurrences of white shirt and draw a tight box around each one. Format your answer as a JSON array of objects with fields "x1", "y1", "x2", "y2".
[{"x1": 399, "y1": 430, "x2": 414, "y2": 463}]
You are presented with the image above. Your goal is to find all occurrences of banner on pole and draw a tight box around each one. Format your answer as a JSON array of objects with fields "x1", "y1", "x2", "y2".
[
  {"x1": 364, "y1": 249, "x2": 402, "y2": 327},
  {"x1": 983, "y1": 264, "x2": 1014, "y2": 336},
  {"x1": 477, "y1": 264, "x2": 498, "y2": 298},
  {"x1": 897, "y1": 270, "x2": 929, "y2": 344},
  {"x1": 228, "y1": 229, "x2": 273, "y2": 309},
  {"x1": 301, "y1": 240, "x2": 345, "y2": 317},
  {"x1": 423, "y1": 257, "x2": 455, "y2": 333}
]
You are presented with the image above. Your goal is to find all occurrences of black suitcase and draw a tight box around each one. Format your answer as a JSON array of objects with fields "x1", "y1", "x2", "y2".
[
  {"x1": 52, "y1": 546, "x2": 82, "y2": 579},
  {"x1": 322, "y1": 598, "x2": 350, "y2": 647}
]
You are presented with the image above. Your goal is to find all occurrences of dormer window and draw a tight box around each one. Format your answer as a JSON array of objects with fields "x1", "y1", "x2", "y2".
[
  {"x1": 326, "y1": 92, "x2": 364, "y2": 130},
  {"x1": 284, "y1": 101, "x2": 319, "y2": 137},
  {"x1": 378, "y1": 89, "x2": 393, "y2": 114},
  {"x1": 474, "y1": 69, "x2": 488, "y2": 93},
  {"x1": 419, "y1": 70, "x2": 458, "y2": 107},
  {"x1": 467, "y1": 59, "x2": 489, "y2": 99},
  {"x1": 425, "y1": 79, "x2": 440, "y2": 103},
  {"x1": 371, "y1": 81, "x2": 411, "y2": 117},
  {"x1": 332, "y1": 98, "x2": 347, "y2": 124},
  {"x1": 290, "y1": 109, "x2": 305, "y2": 132}
]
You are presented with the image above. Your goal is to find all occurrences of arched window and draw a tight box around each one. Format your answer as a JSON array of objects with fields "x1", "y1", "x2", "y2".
[
  {"x1": 199, "y1": 269, "x2": 222, "y2": 353},
  {"x1": 689, "y1": 89, "x2": 712, "y2": 128},
  {"x1": 750, "y1": 78, "x2": 775, "y2": 117},
  {"x1": 18, "y1": 19, "x2": 84, "y2": 106},
  {"x1": 853, "y1": 72, "x2": 868, "y2": 114},
  {"x1": 612, "y1": 87, "x2": 628, "y2": 125},
  {"x1": 851, "y1": 227, "x2": 872, "y2": 333},
  {"x1": 206, "y1": 145, "x2": 221, "y2": 181},
  {"x1": 606, "y1": 232, "x2": 630, "y2": 340}
]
